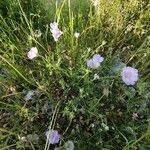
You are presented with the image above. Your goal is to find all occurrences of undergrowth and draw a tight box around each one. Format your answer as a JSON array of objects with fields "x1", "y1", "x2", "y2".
[{"x1": 0, "y1": 0, "x2": 150, "y2": 149}]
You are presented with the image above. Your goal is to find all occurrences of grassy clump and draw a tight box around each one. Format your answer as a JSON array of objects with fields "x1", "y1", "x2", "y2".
[{"x1": 0, "y1": 0, "x2": 150, "y2": 149}]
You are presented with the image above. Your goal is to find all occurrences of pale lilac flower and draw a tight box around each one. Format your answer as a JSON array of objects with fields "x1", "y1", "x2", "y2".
[
  {"x1": 50, "y1": 22, "x2": 63, "y2": 42},
  {"x1": 121, "y1": 66, "x2": 138, "y2": 85},
  {"x1": 46, "y1": 130, "x2": 60, "y2": 144},
  {"x1": 87, "y1": 54, "x2": 104, "y2": 68},
  {"x1": 87, "y1": 59, "x2": 95, "y2": 68},
  {"x1": 74, "y1": 32, "x2": 80, "y2": 38},
  {"x1": 50, "y1": 22, "x2": 58, "y2": 30},
  {"x1": 93, "y1": 54, "x2": 104, "y2": 63},
  {"x1": 27, "y1": 47, "x2": 38, "y2": 60}
]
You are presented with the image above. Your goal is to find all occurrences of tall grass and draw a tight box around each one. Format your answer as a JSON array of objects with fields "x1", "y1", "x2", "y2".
[{"x1": 0, "y1": 0, "x2": 150, "y2": 149}]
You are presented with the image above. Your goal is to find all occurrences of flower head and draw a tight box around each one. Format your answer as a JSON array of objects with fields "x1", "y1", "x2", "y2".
[
  {"x1": 50, "y1": 22, "x2": 59, "y2": 30},
  {"x1": 87, "y1": 54, "x2": 104, "y2": 68},
  {"x1": 74, "y1": 32, "x2": 80, "y2": 38},
  {"x1": 93, "y1": 54, "x2": 104, "y2": 63},
  {"x1": 27, "y1": 47, "x2": 38, "y2": 60},
  {"x1": 50, "y1": 22, "x2": 63, "y2": 42},
  {"x1": 46, "y1": 130, "x2": 60, "y2": 144},
  {"x1": 121, "y1": 66, "x2": 138, "y2": 85}
]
